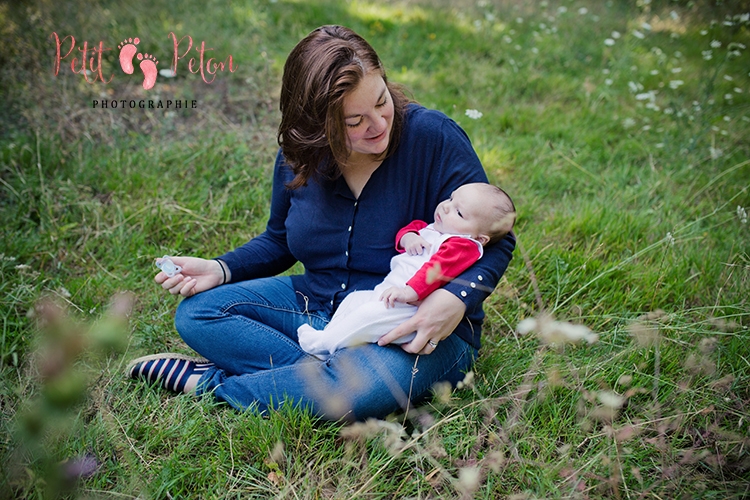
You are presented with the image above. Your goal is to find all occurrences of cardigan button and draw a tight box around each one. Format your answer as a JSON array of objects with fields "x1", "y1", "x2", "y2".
[
  {"x1": 460, "y1": 291, "x2": 467, "y2": 297},
  {"x1": 341, "y1": 283, "x2": 346, "y2": 290},
  {"x1": 477, "y1": 275, "x2": 483, "y2": 281},
  {"x1": 470, "y1": 282, "x2": 476, "y2": 288}
]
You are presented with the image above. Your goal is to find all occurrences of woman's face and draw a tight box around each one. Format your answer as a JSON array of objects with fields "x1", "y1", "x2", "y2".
[{"x1": 342, "y1": 71, "x2": 394, "y2": 162}]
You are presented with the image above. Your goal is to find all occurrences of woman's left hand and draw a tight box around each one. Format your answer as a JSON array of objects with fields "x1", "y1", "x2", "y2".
[{"x1": 377, "y1": 288, "x2": 466, "y2": 354}]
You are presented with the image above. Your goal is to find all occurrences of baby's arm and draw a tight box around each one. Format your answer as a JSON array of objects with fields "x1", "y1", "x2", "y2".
[
  {"x1": 406, "y1": 237, "x2": 482, "y2": 299},
  {"x1": 380, "y1": 285, "x2": 419, "y2": 308}
]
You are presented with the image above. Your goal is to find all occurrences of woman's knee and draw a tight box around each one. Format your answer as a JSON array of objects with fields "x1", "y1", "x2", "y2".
[{"x1": 174, "y1": 293, "x2": 211, "y2": 339}]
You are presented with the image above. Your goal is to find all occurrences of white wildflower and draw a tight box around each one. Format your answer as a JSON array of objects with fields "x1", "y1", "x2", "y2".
[
  {"x1": 465, "y1": 109, "x2": 483, "y2": 119},
  {"x1": 628, "y1": 81, "x2": 643, "y2": 93},
  {"x1": 735, "y1": 87, "x2": 743, "y2": 93},
  {"x1": 604, "y1": 38, "x2": 616, "y2": 46},
  {"x1": 642, "y1": 125, "x2": 651, "y2": 131},
  {"x1": 665, "y1": 232, "x2": 675, "y2": 246},
  {"x1": 724, "y1": 75, "x2": 734, "y2": 81},
  {"x1": 671, "y1": 67, "x2": 682, "y2": 73},
  {"x1": 710, "y1": 147, "x2": 723, "y2": 159},
  {"x1": 458, "y1": 467, "x2": 482, "y2": 494},
  {"x1": 725, "y1": 94, "x2": 734, "y2": 100},
  {"x1": 669, "y1": 80, "x2": 684, "y2": 89},
  {"x1": 516, "y1": 17, "x2": 523, "y2": 23},
  {"x1": 702, "y1": 50, "x2": 713, "y2": 60},
  {"x1": 612, "y1": 31, "x2": 621, "y2": 39},
  {"x1": 516, "y1": 318, "x2": 537, "y2": 335},
  {"x1": 724, "y1": 115, "x2": 731, "y2": 121},
  {"x1": 635, "y1": 91, "x2": 655, "y2": 101},
  {"x1": 645, "y1": 102, "x2": 660, "y2": 111},
  {"x1": 670, "y1": 10, "x2": 680, "y2": 20},
  {"x1": 642, "y1": 22, "x2": 652, "y2": 31},
  {"x1": 622, "y1": 117, "x2": 636, "y2": 128},
  {"x1": 531, "y1": 47, "x2": 539, "y2": 54},
  {"x1": 598, "y1": 391, "x2": 626, "y2": 409},
  {"x1": 605, "y1": 78, "x2": 613, "y2": 86},
  {"x1": 663, "y1": 108, "x2": 674, "y2": 115},
  {"x1": 737, "y1": 206, "x2": 748, "y2": 224},
  {"x1": 503, "y1": 35, "x2": 513, "y2": 43},
  {"x1": 516, "y1": 315, "x2": 599, "y2": 346},
  {"x1": 711, "y1": 40, "x2": 722, "y2": 48},
  {"x1": 700, "y1": 29, "x2": 708, "y2": 35},
  {"x1": 578, "y1": 7, "x2": 588, "y2": 15},
  {"x1": 633, "y1": 30, "x2": 645, "y2": 39},
  {"x1": 558, "y1": 6, "x2": 567, "y2": 13},
  {"x1": 650, "y1": 69, "x2": 659, "y2": 75},
  {"x1": 602, "y1": 68, "x2": 610, "y2": 74},
  {"x1": 656, "y1": 143, "x2": 664, "y2": 148}
]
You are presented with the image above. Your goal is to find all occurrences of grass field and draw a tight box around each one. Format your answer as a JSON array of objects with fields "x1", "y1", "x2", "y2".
[{"x1": 1, "y1": 0, "x2": 749, "y2": 498}]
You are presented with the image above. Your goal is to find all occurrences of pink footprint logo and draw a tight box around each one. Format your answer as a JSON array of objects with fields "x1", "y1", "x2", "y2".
[
  {"x1": 117, "y1": 37, "x2": 140, "y2": 74},
  {"x1": 137, "y1": 53, "x2": 158, "y2": 90}
]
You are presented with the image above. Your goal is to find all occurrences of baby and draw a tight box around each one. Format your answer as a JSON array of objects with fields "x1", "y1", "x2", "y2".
[{"x1": 298, "y1": 182, "x2": 516, "y2": 360}]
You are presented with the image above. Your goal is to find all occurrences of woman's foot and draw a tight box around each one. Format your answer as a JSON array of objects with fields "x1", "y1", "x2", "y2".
[{"x1": 126, "y1": 353, "x2": 214, "y2": 394}]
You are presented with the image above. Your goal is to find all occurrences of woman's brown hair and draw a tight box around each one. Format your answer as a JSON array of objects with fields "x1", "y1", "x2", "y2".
[{"x1": 278, "y1": 25, "x2": 410, "y2": 189}]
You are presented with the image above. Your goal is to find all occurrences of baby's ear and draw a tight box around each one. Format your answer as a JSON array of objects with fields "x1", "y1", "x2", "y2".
[{"x1": 477, "y1": 234, "x2": 491, "y2": 246}]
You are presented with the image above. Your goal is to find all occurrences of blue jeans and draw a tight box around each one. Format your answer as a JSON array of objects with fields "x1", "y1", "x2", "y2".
[{"x1": 174, "y1": 277, "x2": 477, "y2": 421}]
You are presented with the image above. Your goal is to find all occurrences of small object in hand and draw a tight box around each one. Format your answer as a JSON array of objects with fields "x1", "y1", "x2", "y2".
[{"x1": 156, "y1": 256, "x2": 182, "y2": 277}]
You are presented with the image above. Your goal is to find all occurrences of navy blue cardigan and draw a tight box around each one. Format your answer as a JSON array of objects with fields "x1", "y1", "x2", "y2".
[{"x1": 218, "y1": 105, "x2": 515, "y2": 349}]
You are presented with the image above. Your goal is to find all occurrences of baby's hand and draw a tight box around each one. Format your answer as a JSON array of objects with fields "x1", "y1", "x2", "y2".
[
  {"x1": 380, "y1": 286, "x2": 419, "y2": 308},
  {"x1": 400, "y1": 233, "x2": 431, "y2": 256}
]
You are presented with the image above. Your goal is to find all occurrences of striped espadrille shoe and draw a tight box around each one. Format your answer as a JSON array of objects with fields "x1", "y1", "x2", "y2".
[{"x1": 126, "y1": 353, "x2": 214, "y2": 394}]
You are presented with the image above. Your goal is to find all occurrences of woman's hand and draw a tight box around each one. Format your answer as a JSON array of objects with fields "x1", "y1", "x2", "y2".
[
  {"x1": 377, "y1": 288, "x2": 466, "y2": 354},
  {"x1": 154, "y1": 256, "x2": 227, "y2": 297}
]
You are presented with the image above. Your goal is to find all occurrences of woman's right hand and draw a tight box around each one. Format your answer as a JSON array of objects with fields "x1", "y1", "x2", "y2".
[{"x1": 154, "y1": 256, "x2": 228, "y2": 297}]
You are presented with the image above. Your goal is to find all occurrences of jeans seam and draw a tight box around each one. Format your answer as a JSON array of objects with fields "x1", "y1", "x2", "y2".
[{"x1": 220, "y1": 300, "x2": 328, "y2": 323}]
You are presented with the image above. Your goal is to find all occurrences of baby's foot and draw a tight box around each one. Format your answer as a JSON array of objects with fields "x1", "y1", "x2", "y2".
[
  {"x1": 117, "y1": 37, "x2": 140, "y2": 74},
  {"x1": 137, "y1": 53, "x2": 158, "y2": 90}
]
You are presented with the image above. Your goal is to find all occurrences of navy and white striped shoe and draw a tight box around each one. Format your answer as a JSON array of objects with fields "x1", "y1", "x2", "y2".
[{"x1": 126, "y1": 353, "x2": 214, "y2": 394}]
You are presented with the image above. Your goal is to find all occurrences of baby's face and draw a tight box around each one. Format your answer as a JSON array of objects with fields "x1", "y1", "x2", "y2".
[{"x1": 433, "y1": 184, "x2": 492, "y2": 239}]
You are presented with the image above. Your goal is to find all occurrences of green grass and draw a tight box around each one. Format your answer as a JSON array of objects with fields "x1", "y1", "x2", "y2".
[{"x1": 1, "y1": 0, "x2": 749, "y2": 498}]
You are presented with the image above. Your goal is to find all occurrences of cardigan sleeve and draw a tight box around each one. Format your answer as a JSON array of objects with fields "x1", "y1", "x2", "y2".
[
  {"x1": 442, "y1": 231, "x2": 515, "y2": 311},
  {"x1": 406, "y1": 237, "x2": 483, "y2": 300},
  {"x1": 425, "y1": 114, "x2": 515, "y2": 310},
  {"x1": 215, "y1": 151, "x2": 298, "y2": 282}
]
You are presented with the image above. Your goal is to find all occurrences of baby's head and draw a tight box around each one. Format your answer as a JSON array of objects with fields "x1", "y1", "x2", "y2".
[{"x1": 433, "y1": 183, "x2": 516, "y2": 245}]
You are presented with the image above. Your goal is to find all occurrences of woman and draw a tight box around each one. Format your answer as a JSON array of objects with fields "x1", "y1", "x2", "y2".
[{"x1": 128, "y1": 25, "x2": 515, "y2": 421}]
